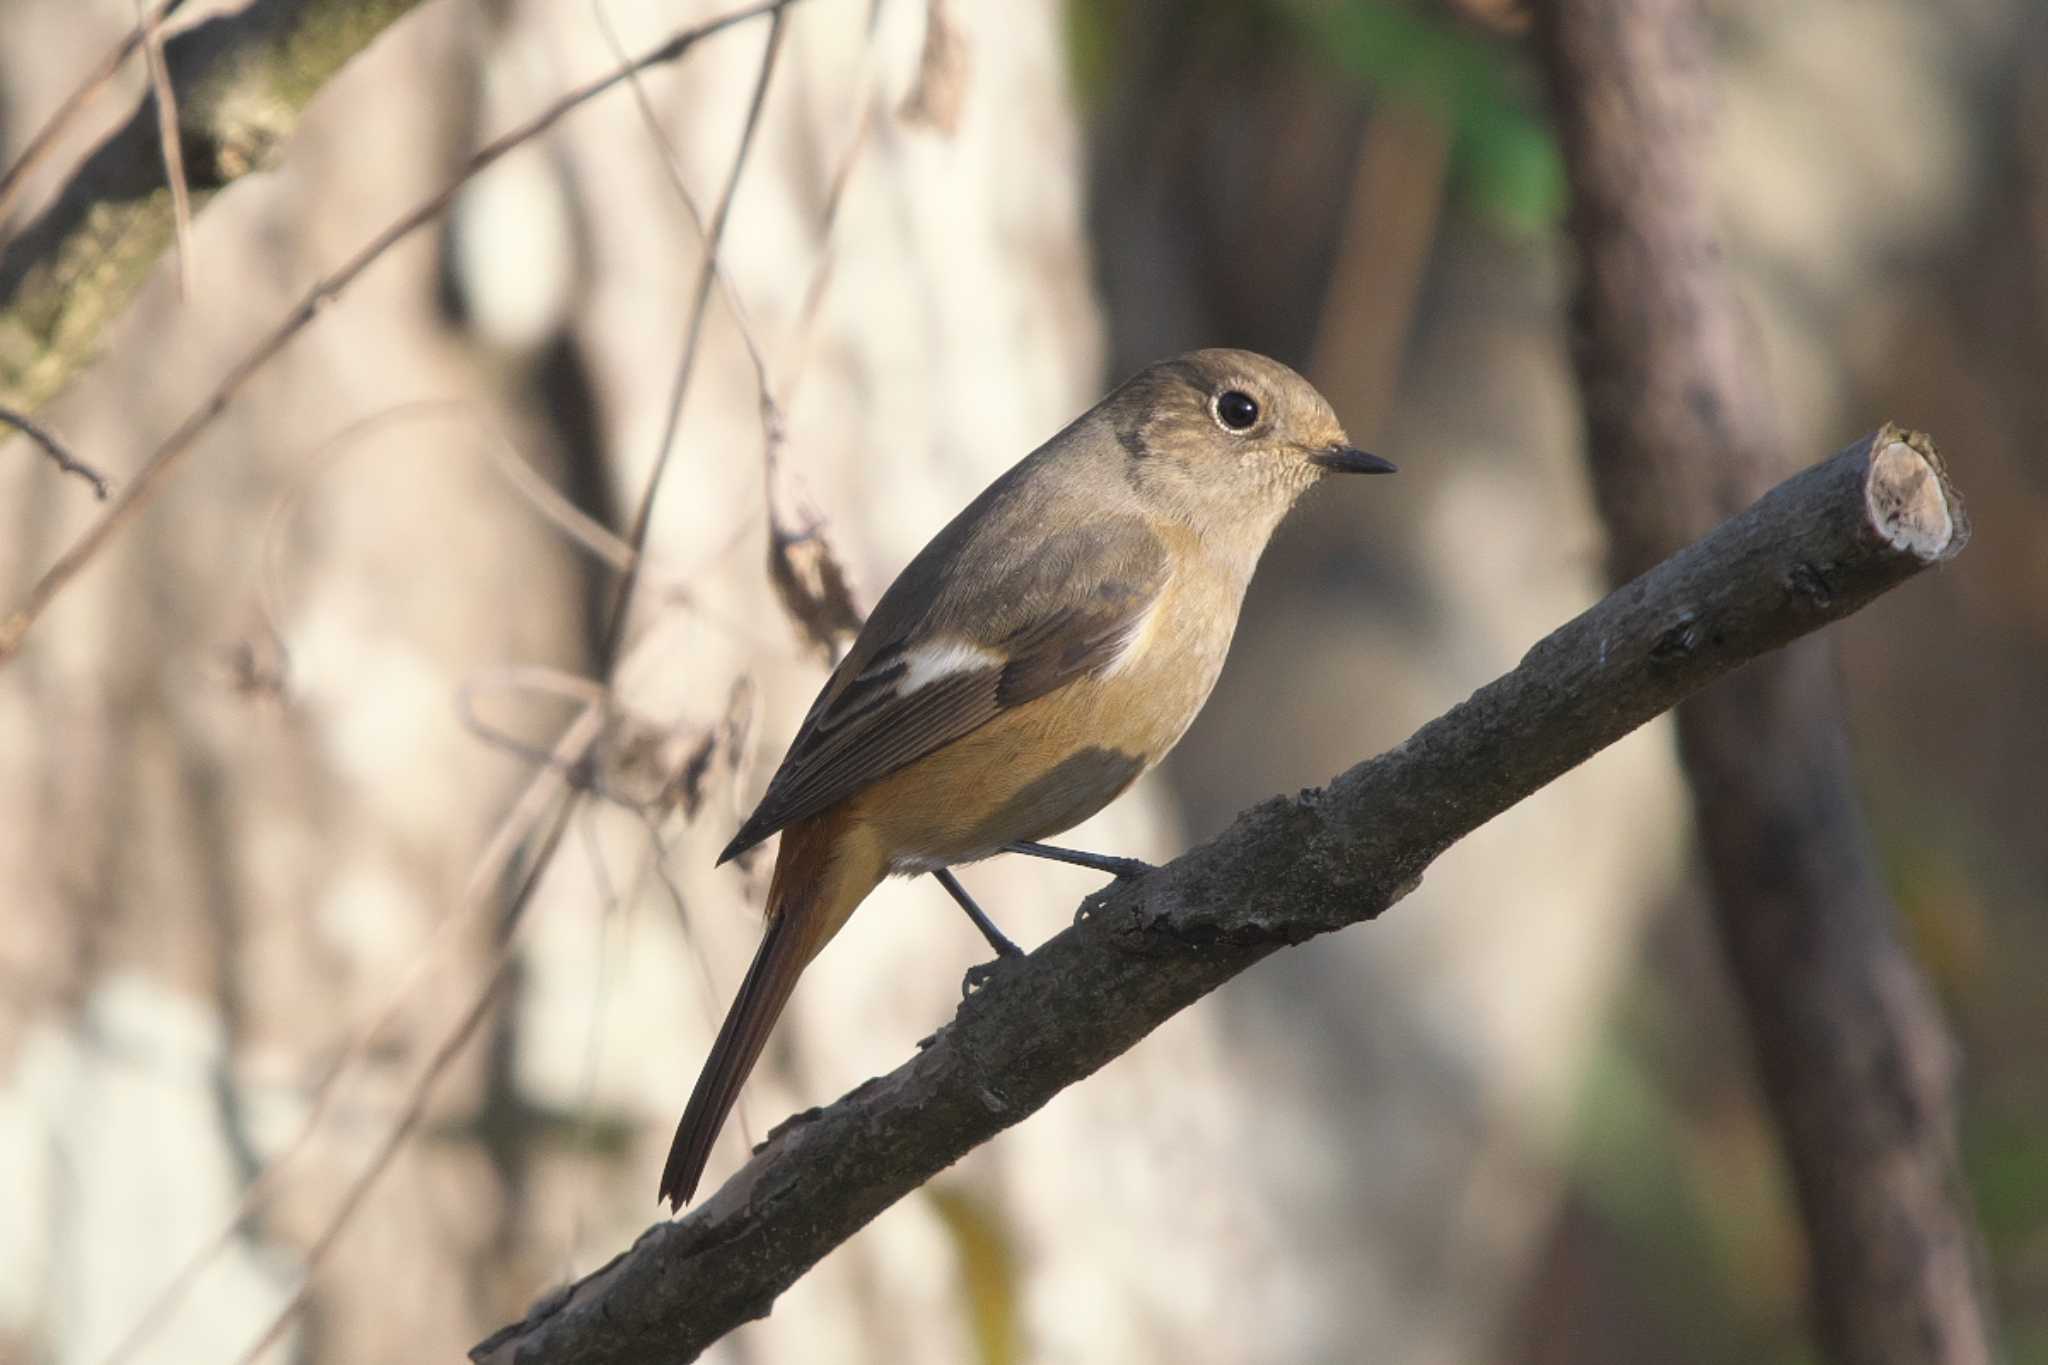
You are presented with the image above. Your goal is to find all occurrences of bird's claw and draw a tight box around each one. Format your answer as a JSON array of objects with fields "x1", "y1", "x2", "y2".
[{"x1": 962, "y1": 955, "x2": 1017, "y2": 997}]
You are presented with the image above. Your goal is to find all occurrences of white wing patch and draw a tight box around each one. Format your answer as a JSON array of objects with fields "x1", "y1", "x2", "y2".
[
  {"x1": 1100, "y1": 593, "x2": 1166, "y2": 679},
  {"x1": 896, "y1": 638, "x2": 1005, "y2": 694}
]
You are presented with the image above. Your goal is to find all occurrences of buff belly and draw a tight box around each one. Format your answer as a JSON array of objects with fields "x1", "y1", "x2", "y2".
[{"x1": 849, "y1": 582, "x2": 1235, "y2": 875}]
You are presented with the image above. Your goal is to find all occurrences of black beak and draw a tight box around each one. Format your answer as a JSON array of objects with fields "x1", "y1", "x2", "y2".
[{"x1": 1310, "y1": 444, "x2": 1397, "y2": 475}]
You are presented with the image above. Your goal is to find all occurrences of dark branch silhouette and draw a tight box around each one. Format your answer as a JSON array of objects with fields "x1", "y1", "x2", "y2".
[{"x1": 2, "y1": 405, "x2": 109, "y2": 498}]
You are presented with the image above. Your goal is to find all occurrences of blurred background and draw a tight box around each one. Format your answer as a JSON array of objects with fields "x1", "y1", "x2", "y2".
[{"x1": 0, "y1": 0, "x2": 2041, "y2": 1362}]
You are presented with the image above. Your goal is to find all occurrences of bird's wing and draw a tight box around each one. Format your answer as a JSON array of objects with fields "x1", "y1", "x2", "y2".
[{"x1": 718, "y1": 519, "x2": 1168, "y2": 862}]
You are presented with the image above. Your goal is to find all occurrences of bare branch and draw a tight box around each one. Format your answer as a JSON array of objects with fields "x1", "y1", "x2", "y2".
[
  {"x1": 0, "y1": 0, "x2": 798, "y2": 667},
  {"x1": 613, "y1": 0, "x2": 873, "y2": 656},
  {"x1": 0, "y1": 0, "x2": 187, "y2": 227},
  {"x1": 780, "y1": 92, "x2": 875, "y2": 401},
  {"x1": 604, "y1": 0, "x2": 864, "y2": 663},
  {"x1": 132, "y1": 0, "x2": 194, "y2": 300},
  {"x1": 598, "y1": 2, "x2": 791, "y2": 666},
  {"x1": 99, "y1": 701, "x2": 608, "y2": 1365},
  {"x1": 456, "y1": 665, "x2": 619, "y2": 792},
  {"x1": 473, "y1": 427, "x2": 1968, "y2": 1364},
  {"x1": 756, "y1": 71, "x2": 882, "y2": 662},
  {"x1": 254, "y1": 402, "x2": 636, "y2": 658},
  {"x1": 230, "y1": 959, "x2": 516, "y2": 1365},
  {"x1": 598, "y1": 4, "x2": 777, "y2": 398},
  {"x1": 1536, "y1": 2, "x2": 2001, "y2": 1361},
  {"x1": 445, "y1": 21, "x2": 808, "y2": 1204},
  {"x1": 1, "y1": 404, "x2": 110, "y2": 498}
]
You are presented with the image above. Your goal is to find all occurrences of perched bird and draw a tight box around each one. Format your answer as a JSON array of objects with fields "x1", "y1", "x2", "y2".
[{"x1": 661, "y1": 348, "x2": 1394, "y2": 1208}]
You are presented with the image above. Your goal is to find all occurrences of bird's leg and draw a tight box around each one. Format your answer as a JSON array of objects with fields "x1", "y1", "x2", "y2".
[
  {"x1": 1002, "y1": 840, "x2": 1155, "y2": 881},
  {"x1": 932, "y1": 867, "x2": 1023, "y2": 960}
]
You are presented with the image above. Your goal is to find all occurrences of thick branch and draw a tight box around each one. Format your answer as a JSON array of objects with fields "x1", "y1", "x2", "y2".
[
  {"x1": 472, "y1": 429, "x2": 1966, "y2": 1364},
  {"x1": 0, "y1": 0, "x2": 427, "y2": 413},
  {"x1": 1537, "y1": 3, "x2": 2001, "y2": 1363}
]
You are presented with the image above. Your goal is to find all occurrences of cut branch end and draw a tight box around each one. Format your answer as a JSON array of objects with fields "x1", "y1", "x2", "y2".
[{"x1": 1866, "y1": 426, "x2": 1964, "y2": 561}]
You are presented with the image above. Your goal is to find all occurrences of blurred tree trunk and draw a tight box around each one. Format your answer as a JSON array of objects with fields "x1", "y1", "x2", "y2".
[{"x1": 1535, "y1": 1, "x2": 2000, "y2": 1362}]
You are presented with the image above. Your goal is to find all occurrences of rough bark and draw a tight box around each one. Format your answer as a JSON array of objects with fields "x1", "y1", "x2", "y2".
[
  {"x1": 473, "y1": 429, "x2": 1968, "y2": 1364},
  {"x1": 1536, "y1": 2, "x2": 2001, "y2": 1362}
]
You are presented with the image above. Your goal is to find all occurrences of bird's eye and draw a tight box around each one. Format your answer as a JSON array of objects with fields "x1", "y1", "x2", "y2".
[{"x1": 1215, "y1": 390, "x2": 1260, "y2": 431}]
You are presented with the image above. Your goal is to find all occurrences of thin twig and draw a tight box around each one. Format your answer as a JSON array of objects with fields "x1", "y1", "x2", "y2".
[
  {"x1": 563, "y1": 801, "x2": 629, "y2": 1264},
  {"x1": 1, "y1": 405, "x2": 111, "y2": 498},
  {"x1": 757, "y1": 48, "x2": 882, "y2": 660},
  {"x1": 474, "y1": 420, "x2": 638, "y2": 573},
  {"x1": 599, "y1": 3, "x2": 853, "y2": 1173},
  {"x1": 598, "y1": 5, "x2": 777, "y2": 402},
  {"x1": 602, "y1": 2, "x2": 862, "y2": 663},
  {"x1": 456, "y1": 665, "x2": 627, "y2": 799},
  {"x1": 779, "y1": 98, "x2": 874, "y2": 413},
  {"x1": 597, "y1": 1, "x2": 791, "y2": 667},
  {"x1": 0, "y1": 0, "x2": 188, "y2": 229},
  {"x1": 241, "y1": 401, "x2": 636, "y2": 705},
  {"x1": 99, "y1": 701, "x2": 607, "y2": 1365},
  {"x1": 457, "y1": 16, "x2": 801, "y2": 1224},
  {"x1": 0, "y1": 0, "x2": 795, "y2": 666},
  {"x1": 229, "y1": 26, "x2": 810, "y2": 1332},
  {"x1": 255, "y1": 401, "x2": 636, "y2": 667},
  {"x1": 227, "y1": 743, "x2": 589, "y2": 1365},
  {"x1": 134, "y1": 0, "x2": 194, "y2": 299},
  {"x1": 637, "y1": 805, "x2": 732, "y2": 1047},
  {"x1": 231, "y1": 959, "x2": 520, "y2": 1365}
]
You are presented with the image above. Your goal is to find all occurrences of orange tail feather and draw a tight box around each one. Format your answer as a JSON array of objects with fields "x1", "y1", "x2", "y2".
[{"x1": 659, "y1": 810, "x2": 877, "y2": 1209}]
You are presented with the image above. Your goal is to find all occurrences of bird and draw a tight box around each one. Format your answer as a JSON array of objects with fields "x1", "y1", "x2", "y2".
[{"x1": 660, "y1": 347, "x2": 1394, "y2": 1208}]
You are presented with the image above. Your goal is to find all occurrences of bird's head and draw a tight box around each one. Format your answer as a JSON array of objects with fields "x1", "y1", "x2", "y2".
[{"x1": 1101, "y1": 348, "x2": 1394, "y2": 544}]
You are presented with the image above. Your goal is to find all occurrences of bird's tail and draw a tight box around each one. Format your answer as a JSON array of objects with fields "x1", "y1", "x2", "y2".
[{"x1": 659, "y1": 810, "x2": 880, "y2": 1209}]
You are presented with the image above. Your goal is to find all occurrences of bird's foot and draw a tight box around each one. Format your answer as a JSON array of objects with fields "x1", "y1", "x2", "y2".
[{"x1": 1098, "y1": 854, "x2": 1155, "y2": 881}]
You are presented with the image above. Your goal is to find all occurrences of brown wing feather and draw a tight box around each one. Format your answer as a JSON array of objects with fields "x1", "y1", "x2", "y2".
[
  {"x1": 719, "y1": 521, "x2": 1167, "y2": 862},
  {"x1": 993, "y1": 577, "x2": 1157, "y2": 705}
]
